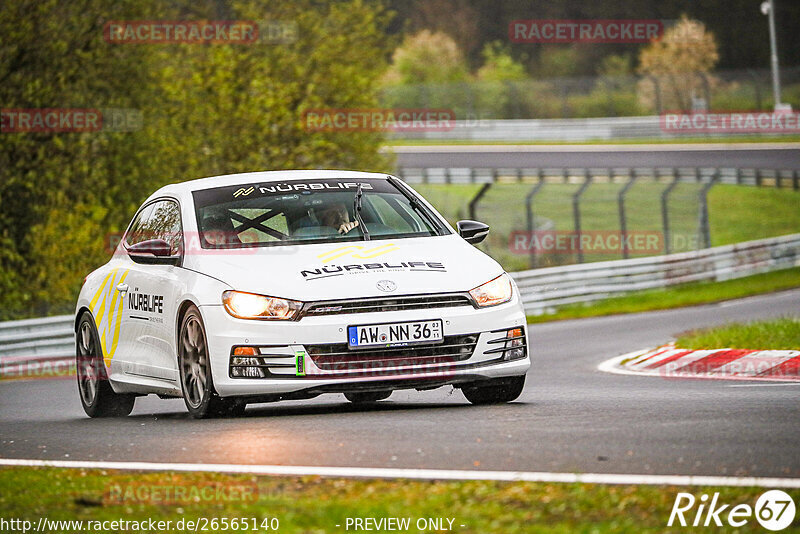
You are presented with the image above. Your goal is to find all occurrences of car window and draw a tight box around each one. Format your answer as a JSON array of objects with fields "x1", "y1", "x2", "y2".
[
  {"x1": 368, "y1": 195, "x2": 417, "y2": 233},
  {"x1": 125, "y1": 199, "x2": 182, "y2": 255},
  {"x1": 191, "y1": 178, "x2": 448, "y2": 248},
  {"x1": 125, "y1": 204, "x2": 155, "y2": 247},
  {"x1": 231, "y1": 208, "x2": 289, "y2": 244}
]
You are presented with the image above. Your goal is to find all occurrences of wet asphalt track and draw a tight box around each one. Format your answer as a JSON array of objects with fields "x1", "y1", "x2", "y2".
[{"x1": 1, "y1": 289, "x2": 798, "y2": 478}]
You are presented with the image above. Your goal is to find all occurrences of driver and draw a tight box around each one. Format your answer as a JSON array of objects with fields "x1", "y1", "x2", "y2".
[
  {"x1": 202, "y1": 214, "x2": 237, "y2": 246},
  {"x1": 316, "y1": 202, "x2": 359, "y2": 234}
]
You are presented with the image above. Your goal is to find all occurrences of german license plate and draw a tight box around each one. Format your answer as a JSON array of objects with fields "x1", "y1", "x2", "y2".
[{"x1": 347, "y1": 319, "x2": 443, "y2": 349}]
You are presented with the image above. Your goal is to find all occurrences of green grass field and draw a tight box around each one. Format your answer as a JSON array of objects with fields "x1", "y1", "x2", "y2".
[
  {"x1": 708, "y1": 187, "x2": 800, "y2": 247},
  {"x1": 1, "y1": 467, "x2": 797, "y2": 533},
  {"x1": 676, "y1": 317, "x2": 800, "y2": 350},
  {"x1": 412, "y1": 183, "x2": 800, "y2": 273}
]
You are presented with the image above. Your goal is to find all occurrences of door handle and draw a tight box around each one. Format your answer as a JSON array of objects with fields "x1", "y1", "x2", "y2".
[{"x1": 116, "y1": 283, "x2": 129, "y2": 293}]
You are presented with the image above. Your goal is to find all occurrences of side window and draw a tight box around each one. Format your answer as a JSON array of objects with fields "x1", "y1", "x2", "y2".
[
  {"x1": 125, "y1": 204, "x2": 155, "y2": 247},
  {"x1": 125, "y1": 200, "x2": 183, "y2": 255}
]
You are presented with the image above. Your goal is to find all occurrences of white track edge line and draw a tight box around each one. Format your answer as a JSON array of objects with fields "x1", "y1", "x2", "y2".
[{"x1": 1, "y1": 458, "x2": 799, "y2": 488}]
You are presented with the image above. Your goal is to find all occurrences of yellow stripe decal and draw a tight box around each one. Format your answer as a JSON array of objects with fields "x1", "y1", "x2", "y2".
[{"x1": 106, "y1": 270, "x2": 129, "y2": 364}]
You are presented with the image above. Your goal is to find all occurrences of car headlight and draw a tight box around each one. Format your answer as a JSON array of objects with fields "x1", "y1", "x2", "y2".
[
  {"x1": 222, "y1": 290, "x2": 303, "y2": 320},
  {"x1": 469, "y1": 273, "x2": 513, "y2": 307}
]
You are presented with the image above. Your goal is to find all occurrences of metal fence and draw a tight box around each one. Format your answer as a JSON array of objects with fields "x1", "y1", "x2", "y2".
[
  {"x1": 513, "y1": 233, "x2": 800, "y2": 316},
  {"x1": 381, "y1": 67, "x2": 800, "y2": 122},
  {"x1": 399, "y1": 166, "x2": 800, "y2": 270}
]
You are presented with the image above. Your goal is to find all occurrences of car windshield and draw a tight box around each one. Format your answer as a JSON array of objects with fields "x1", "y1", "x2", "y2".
[{"x1": 191, "y1": 177, "x2": 449, "y2": 248}]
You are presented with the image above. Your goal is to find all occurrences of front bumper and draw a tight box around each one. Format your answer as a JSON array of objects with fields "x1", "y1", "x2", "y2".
[{"x1": 201, "y1": 297, "x2": 530, "y2": 398}]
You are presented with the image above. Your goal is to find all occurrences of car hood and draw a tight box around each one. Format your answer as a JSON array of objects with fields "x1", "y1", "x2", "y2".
[{"x1": 185, "y1": 234, "x2": 503, "y2": 301}]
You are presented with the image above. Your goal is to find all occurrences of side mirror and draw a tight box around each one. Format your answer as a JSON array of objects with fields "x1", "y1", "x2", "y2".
[
  {"x1": 456, "y1": 220, "x2": 489, "y2": 245},
  {"x1": 127, "y1": 239, "x2": 180, "y2": 266}
]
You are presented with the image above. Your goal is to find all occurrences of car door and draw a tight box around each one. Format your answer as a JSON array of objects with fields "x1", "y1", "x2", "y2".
[
  {"x1": 107, "y1": 203, "x2": 153, "y2": 378},
  {"x1": 117, "y1": 198, "x2": 184, "y2": 383},
  {"x1": 88, "y1": 260, "x2": 133, "y2": 375}
]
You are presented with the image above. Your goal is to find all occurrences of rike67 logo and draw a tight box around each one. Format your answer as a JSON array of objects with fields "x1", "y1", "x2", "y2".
[{"x1": 669, "y1": 490, "x2": 796, "y2": 530}]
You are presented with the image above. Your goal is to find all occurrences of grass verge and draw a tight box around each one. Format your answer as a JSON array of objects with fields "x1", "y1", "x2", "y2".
[
  {"x1": 676, "y1": 317, "x2": 800, "y2": 350},
  {"x1": 527, "y1": 267, "x2": 800, "y2": 324},
  {"x1": 1, "y1": 467, "x2": 798, "y2": 533}
]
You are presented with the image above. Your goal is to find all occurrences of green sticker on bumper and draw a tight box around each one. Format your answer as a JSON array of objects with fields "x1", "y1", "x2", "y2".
[{"x1": 295, "y1": 350, "x2": 306, "y2": 376}]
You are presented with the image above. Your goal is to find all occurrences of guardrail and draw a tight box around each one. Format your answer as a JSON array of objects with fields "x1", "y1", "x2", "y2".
[
  {"x1": 390, "y1": 117, "x2": 800, "y2": 142},
  {"x1": 512, "y1": 233, "x2": 800, "y2": 315},
  {"x1": 0, "y1": 315, "x2": 73, "y2": 376},
  {"x1": 1, "y1": 233, "x2": 798, "y2": 372}
]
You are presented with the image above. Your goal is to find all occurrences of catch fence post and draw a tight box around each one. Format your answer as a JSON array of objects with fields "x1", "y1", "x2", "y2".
[
  {"x1": 525, "y1": 171, "x2": 546, "y2": 269},
  {"x1": 698, "y1": 170, "x2": 718, "y2": 250},
  {"x1": 573, "y1": 170, "x2": 592, "y2": 263},
  {"x1": 618, "y1": 170, "x2": 637, "y2": 259},
  {"x1": 661, "y1": 169, "x2": 679, "y2": 254},
  {"x1": 469, "y1": 182, "x2": 492, "y2": 221}
]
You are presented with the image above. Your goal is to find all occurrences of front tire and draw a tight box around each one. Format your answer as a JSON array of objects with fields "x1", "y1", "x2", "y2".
[
  {"x1": 76, "y1": 312, "x2": 136, "y2": 417},
  {"x1": 344, "y1": 391, "x2": 392, "y2": 403},
  {"x1": 461, "y1": 375, "x2": 526, "y2": 405},
  {"x1": 178, "y1": 305, "x2": 245, "y2": 418}
]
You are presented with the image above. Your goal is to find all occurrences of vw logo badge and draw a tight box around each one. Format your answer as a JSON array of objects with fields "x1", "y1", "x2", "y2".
[{"x1": 376, "y1": 280, "x2": 397, "y2": 293}]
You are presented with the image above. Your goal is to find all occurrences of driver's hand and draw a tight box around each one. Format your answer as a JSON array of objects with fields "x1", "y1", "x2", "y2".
[{"x1": 338, "y1": 221, "x2": 359, "y2": 234}]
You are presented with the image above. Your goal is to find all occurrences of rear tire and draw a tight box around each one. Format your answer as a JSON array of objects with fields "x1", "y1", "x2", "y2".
[
  {"x1": 461, "y1": 375, "x2": 525, "y2": 405},
  {"x1": 76, "y1": 312, "x2": 136, "y2": 418},
  {"x1": 178, "y1": 305, "x2": 245, "y2": 418},
  {"x1": 344, "y1": 391, "x2": 392, "y2": 403}
]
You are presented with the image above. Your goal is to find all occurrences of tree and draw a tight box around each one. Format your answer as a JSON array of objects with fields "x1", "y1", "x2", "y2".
[
  {"x1": 637, "y1": 15, "x2": 720, "y2": 111},
  {"x1": 400, "y1": 0, "x2": 481, "y2": 67},
  {"x1": 475, "y1": 42, "x2": 528, "y2": 118},
  {"x1": 0, "y1": 0, "x2": 396, "y2": 319},
  {"x1": 380, "y1": 29, "x2": 471, "y2": 113},
  {"x1": 0, "y1": 0, "x2": 163, "y2": 317},
  {"x1": 477, "y1": 42, "x2": 528, "y2": 83},
  {"x1": 383, "y1": 30, "x2": 469, "y2": 86}
]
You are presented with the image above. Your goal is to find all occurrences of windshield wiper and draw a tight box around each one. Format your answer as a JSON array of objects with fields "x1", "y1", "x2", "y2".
[{"x1": 353, "y1": 183, "x2": 370, "y2": 241}]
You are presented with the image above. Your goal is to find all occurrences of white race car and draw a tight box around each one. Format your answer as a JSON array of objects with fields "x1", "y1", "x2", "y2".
[{"x1": 75, "y1": 170, "x2": 530, "y2": 418}]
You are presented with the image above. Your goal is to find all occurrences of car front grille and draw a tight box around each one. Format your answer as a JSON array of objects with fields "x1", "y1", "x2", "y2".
[
  {"x1": 305, "y1": 333, "x2": 479, "y2": 372},
  {"x1": 301, "y1": 294, "x2": 473, "y2": 317}
]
